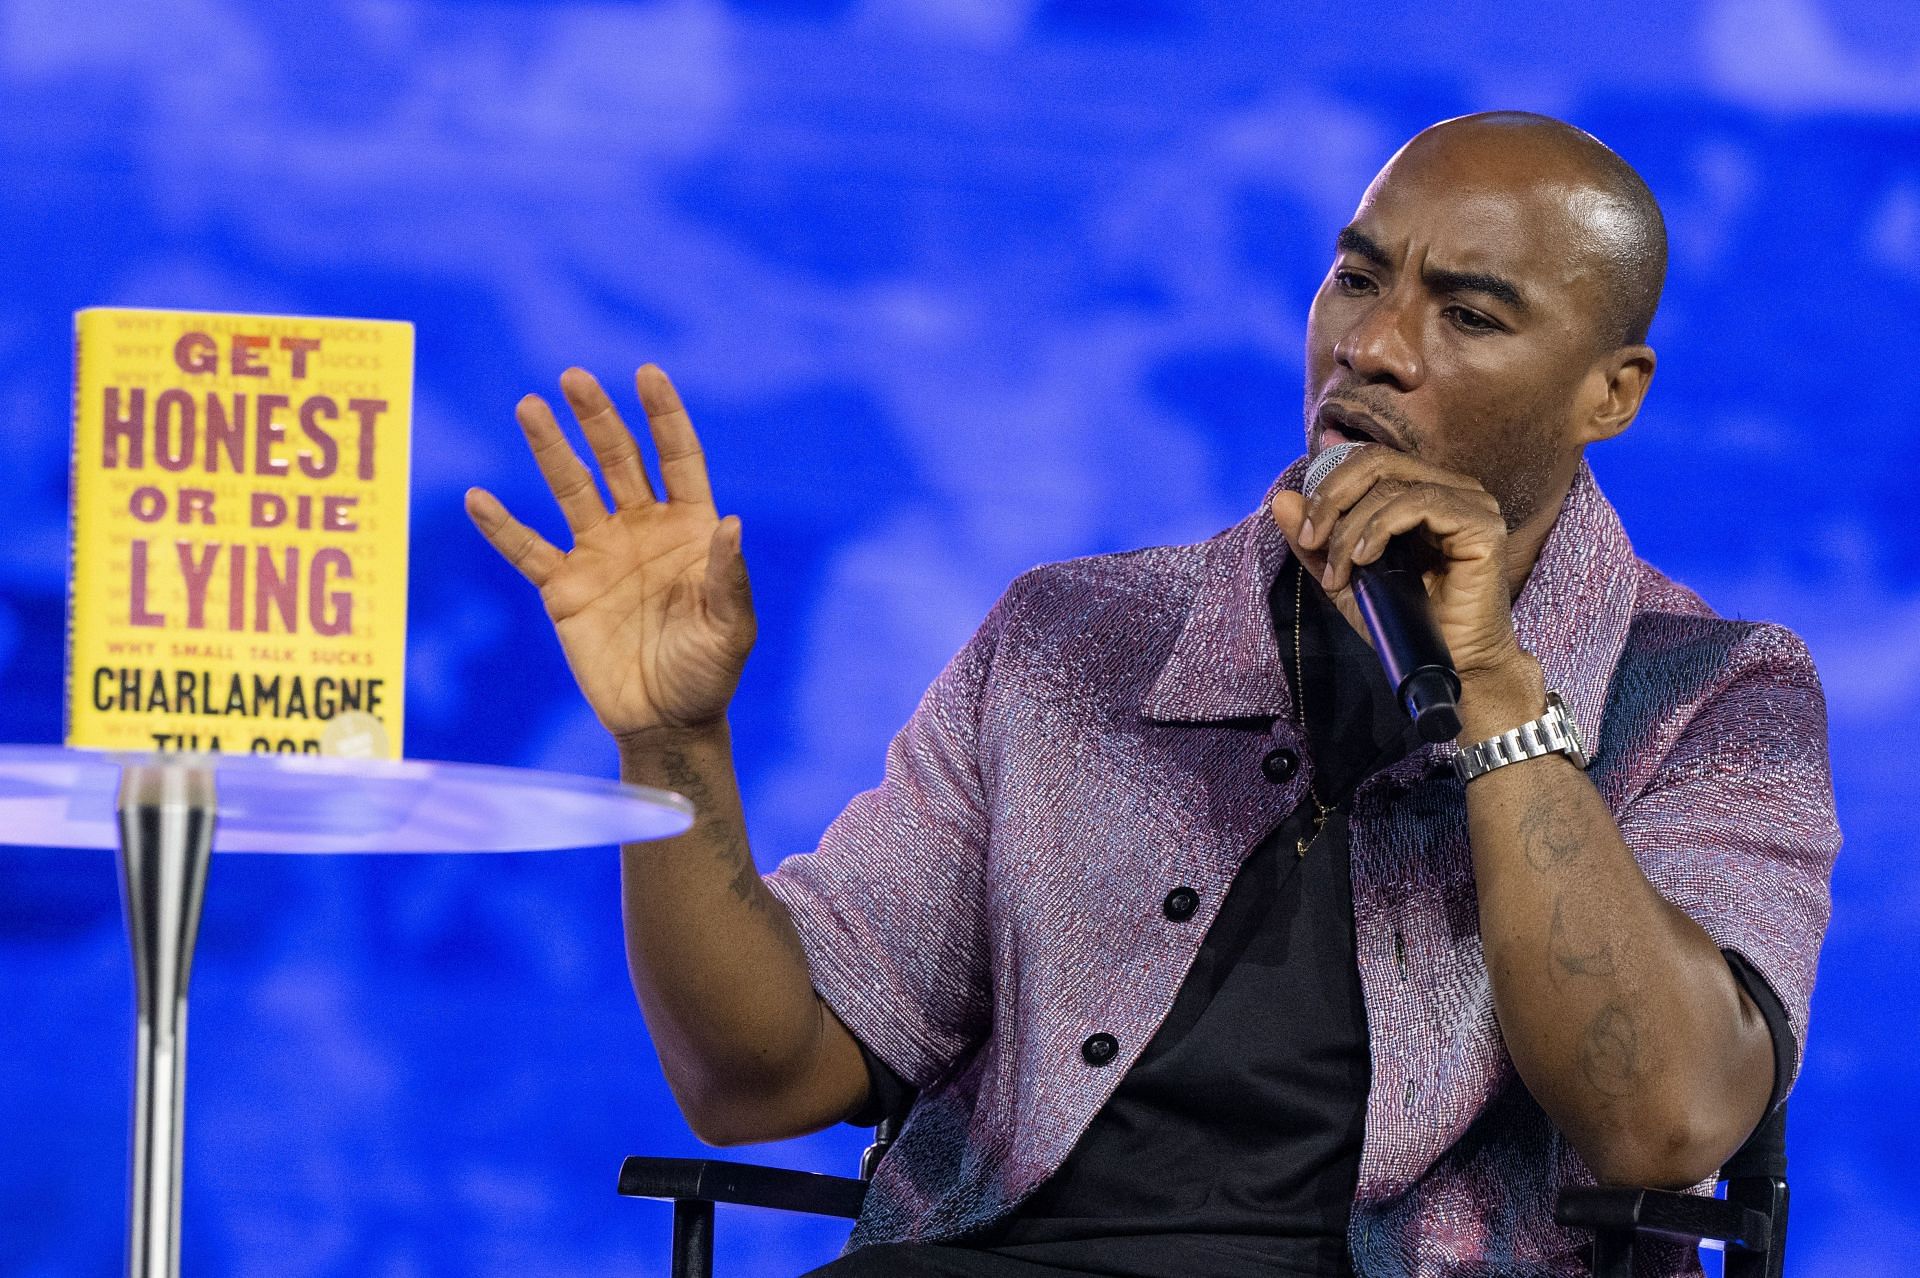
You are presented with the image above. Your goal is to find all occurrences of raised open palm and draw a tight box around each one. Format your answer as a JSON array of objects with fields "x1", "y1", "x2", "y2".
[{"x1": 464, "y1": 365, "x2": 754, "y2": 741}]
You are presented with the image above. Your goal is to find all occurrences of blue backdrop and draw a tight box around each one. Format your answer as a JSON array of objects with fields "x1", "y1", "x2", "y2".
[{"x1": 0, "y1": 1, "x2": 1912, "y2": 1273}]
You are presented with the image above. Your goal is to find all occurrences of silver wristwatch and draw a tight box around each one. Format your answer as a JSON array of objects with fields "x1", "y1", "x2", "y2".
[{"x1": 1452, "y1": 690, "x2": 1589, "y2": 783}]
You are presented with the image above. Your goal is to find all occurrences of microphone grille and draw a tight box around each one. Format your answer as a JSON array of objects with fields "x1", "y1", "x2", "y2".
[{"x1": 1302, "y1": 441, "x2": 1364, "y2": 498}]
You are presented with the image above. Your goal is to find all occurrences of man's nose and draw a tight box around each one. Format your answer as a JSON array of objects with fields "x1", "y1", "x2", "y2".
[{"x1": 1333, "y1": 294, "x2": 1424, "y2": 391}]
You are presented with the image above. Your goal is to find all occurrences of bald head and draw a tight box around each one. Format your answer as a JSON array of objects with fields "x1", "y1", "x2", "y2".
[{"x1": 1378, "y1": 112, "x2": 1667, "y2": 350}]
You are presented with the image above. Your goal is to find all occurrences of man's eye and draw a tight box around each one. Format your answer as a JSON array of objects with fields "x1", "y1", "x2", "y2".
[
  {"x1": 1446, "y1": 305, "x2": 1499, "y2": 333},
  {"x1": 1334, "y1": 270, "x2": 1375, "y2": 294}
]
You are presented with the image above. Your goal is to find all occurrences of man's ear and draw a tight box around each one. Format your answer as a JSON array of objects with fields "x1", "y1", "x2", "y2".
[{"x1": 1577, "y1": 344, "x2": 1656, "y2": 445}]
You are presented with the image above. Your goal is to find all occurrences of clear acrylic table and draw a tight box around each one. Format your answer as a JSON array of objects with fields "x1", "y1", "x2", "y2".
[{"x1": 0, "y1": 744, "x2": 694, "y2": 1278}]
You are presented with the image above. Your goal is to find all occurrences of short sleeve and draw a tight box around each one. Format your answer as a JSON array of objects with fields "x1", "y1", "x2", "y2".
[
  {"x1": 1613, "y1": 625, "x2": 1841, "y2": 1100},
  {"x1": 1723, "y1": 949, "x2": 1795, "y2": 1114},
  {"x1": 763, "y1": 596, "x2": 1006, "y2": 1091}
]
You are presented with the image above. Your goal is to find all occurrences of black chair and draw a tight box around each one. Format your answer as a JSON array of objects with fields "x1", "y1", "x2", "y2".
[
  {"x1": 620, "y1": 1105, "x2": 1788, "y2": 1277},
  {"x1": 617, "y1": 1116, "x2": 899, "y2": 1278},
  {"x1": 1555, "y1": 1101, "x2": 1789, "y2": 1278}
]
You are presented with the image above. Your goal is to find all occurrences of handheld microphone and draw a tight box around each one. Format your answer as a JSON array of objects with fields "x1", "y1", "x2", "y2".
[{"x1": 1301, "y1": 442, "x2": 1463, "y2": 743}]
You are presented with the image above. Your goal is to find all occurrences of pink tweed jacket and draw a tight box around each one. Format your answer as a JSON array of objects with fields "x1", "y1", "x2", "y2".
[{"x1": 765, "y1": 459, "x2": 1839, "y2": 1276}]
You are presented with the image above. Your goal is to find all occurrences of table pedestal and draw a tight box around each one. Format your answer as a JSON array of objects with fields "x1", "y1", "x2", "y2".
[
  {"x1": 0, "y1": 743, "x2": 691, "y2": 1278},
  {"x1": 116, "y1": 764, "x2": 215, "y2": 1278}
]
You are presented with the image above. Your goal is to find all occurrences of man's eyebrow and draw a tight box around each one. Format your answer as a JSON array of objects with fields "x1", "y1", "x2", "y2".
[
  {"x1": 1336, "y1": 226, "x2": 1531, "y2": 313},
  {"x1": 1335, "y1": 226, "x2": 1390, "y2": 268},
  {"x1": 1424, "y1": 266, "x2": 1530, "y2": 313}
]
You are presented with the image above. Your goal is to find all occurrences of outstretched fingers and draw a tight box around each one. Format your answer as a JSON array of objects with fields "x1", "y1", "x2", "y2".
[
  {"x1": 559, "y1": 367, "x2": 658, "y2": 510},
  {"x1": 465, "y1": 487, "x2": 565, "y2": 587},
  {"x1": 636, "y1": 364, "x2": 715, "y2": 507},
  {"x1": 516, "y1": 392, "x2": 609, "y2": 534}
]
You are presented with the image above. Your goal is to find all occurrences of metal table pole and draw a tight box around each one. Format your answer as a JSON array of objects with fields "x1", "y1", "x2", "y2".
[
  {"x1": 115, "y1": 762, "x2": 216, "y2": 1278},
  {"x1": 0, "y1": 743, "x2": 692, "y2": 1275}
]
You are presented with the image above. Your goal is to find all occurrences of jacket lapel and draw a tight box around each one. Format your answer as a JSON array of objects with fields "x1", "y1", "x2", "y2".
[{"x1": 1140, "y1": 459, "x2": 1307, "y2": 726}]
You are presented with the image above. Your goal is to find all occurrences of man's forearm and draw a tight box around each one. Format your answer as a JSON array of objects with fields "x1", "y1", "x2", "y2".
[
  {"x1": 1459, "y1": 654, "x2": 1774, "y2": 1187},
  {"x1": 618, "y1": 722, "x2": 867, "y2": 1143}
]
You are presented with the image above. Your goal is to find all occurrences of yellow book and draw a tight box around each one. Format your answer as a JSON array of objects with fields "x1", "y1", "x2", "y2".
[{"x1": 66, "y1": 307, "x2": 413, "y2": 758}]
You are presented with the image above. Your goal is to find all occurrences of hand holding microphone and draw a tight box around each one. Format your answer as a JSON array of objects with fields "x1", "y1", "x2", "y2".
[{"x1": 1271, "y1": 440, "x2": 1531, "y2": 744}]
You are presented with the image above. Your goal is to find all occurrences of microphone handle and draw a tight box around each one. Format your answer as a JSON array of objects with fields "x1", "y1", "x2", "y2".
[{"x1": 1349, "y1": 546, "x2": 1464, "y2": 744}]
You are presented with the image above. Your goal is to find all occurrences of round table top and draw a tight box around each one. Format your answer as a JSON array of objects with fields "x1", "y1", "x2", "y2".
[{"x1": 0, "y1": 744, "x2": 694, "y2": 853}]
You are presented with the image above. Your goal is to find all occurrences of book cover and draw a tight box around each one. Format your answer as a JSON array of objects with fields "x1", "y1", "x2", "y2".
[{"x1": 66, "y1": 307, "x2": 413, "y2": 758}]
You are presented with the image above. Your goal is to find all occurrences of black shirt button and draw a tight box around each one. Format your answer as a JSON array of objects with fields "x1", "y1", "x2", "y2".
[
  {"x1": 1260, "y1": 747, "x2": 1299, "y2": 783},
  {"x1": 1162, "y1": 886, "x2": 1199, "y2": 922},
  {"x1": 1081, "y1": 1033, "x2": 1119, "y2": 1067}
]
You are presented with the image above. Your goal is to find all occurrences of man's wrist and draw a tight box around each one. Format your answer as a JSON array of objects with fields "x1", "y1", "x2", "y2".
[
  {"x1": 615, "y1": 719, "x2": 731, "y2": 775},
  {"x1": 1454, "y1": 650, "x2": 1548, "y2": 745}
]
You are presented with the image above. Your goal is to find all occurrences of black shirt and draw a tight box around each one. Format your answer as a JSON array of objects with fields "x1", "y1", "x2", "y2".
[{"x1": 958, "y1": 561, "x2": 1400, "y2": 1276}]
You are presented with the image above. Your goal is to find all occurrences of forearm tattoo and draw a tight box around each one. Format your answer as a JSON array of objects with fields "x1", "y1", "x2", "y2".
[
  {"x1": 1548, "y1": 896, "x2": 1617, "y2": 984},
  {"x1": 656, "y1": 747, "x2": 810, "y2": 969},
  {"x1": 1577, "y1": 1001, "x2": 1641, "y2": 1099},
  {"x1": 1518, "y1": 798, "x2": 1585, "y2": 872}
]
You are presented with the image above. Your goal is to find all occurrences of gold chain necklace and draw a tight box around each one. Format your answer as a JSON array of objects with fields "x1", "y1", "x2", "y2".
[{"x1": 1291, "y1": 559, "x2": 1335, "y2": 858}]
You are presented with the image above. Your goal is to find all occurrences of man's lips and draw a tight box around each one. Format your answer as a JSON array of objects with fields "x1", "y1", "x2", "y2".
[{"x1": 1315, "y1": 401, "x2": 1402, "y2": 453}]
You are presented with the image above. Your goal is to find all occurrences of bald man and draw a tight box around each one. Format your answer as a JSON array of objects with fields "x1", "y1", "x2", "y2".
[{"x1": 470, "y1": 113, "x2": 1837, "y2": 1277}]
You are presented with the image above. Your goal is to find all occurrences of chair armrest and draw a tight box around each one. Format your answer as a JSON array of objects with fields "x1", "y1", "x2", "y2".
[
  {"x1": 1555, "y1": 1186, "x2": 1770, "y2": 1250},
  {"x1": 617, "y1": 1156, "x2": 868, "y2": 1220}
]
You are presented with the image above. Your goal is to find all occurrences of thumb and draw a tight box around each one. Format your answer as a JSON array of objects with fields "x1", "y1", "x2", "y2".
[{"x1": 704, "y1": 516, "x2": 754, "y2": 635}]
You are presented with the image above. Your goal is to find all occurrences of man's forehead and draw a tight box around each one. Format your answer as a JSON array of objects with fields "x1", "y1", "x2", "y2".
[
  {"x1": 1360, "y1": 123, "x2": 1626, "y2": 264},
  {"x1": 1348, "y1": 166, "x2": 1596, "y2": 289}
]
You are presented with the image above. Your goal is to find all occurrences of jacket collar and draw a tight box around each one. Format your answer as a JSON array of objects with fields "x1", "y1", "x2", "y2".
[
  {"x1": 1140, "y1": 456, "x2": 1307, "y2": 725},
  {"x1": 1506, "y1": 461, "x2": 1640, "y2": 752},
  {"x1": 1141, "y1": 458, "x2": 1639, "y2": 753}
]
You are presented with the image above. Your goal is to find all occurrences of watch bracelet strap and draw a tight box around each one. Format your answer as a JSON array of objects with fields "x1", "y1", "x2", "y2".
[{"x1": 1453, "y1": 692, "x2": 1585, "y2": 783}]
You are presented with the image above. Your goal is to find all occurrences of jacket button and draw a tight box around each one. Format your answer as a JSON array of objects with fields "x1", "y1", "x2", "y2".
[
  {"x1": 1081, "y1": 1033, "x2": 1119, "y2": 1066},
  {"x1": 1162, "y1": 886, "x2": 1199, "y2": 921},
  {"x1": 1260, "y1": 747, "x2": 1299, "y2": 783}
]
